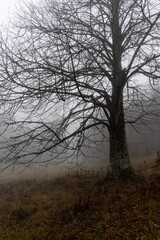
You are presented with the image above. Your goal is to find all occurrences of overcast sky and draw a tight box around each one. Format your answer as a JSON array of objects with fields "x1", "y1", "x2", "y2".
[{"x1": 0, "y1": 0, "x2": 22, "y2": 24}]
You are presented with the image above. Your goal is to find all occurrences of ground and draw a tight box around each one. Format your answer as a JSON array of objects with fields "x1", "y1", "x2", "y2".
[{"x1": 0, "y1": 158, "x2": 159, "y2": 240}]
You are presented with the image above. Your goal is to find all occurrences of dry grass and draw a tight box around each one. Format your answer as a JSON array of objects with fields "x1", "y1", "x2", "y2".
[{"x1": 0, "y1": 162, "x2": 160, "y2": 240}]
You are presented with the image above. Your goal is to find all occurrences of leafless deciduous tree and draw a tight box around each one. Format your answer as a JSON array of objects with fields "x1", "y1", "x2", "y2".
[{"x1": 0, "y1": 0, "x2": 159, "y2": 179}]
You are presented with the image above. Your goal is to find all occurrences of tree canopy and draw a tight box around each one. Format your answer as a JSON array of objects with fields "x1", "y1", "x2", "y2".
[{"x1": 0, "y1": 0, "x2": 159, "y2": 179}]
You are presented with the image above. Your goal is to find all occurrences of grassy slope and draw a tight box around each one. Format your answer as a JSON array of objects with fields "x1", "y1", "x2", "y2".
[{"x1": 0, "y1": 164, "x2": 160, "y2": 239}]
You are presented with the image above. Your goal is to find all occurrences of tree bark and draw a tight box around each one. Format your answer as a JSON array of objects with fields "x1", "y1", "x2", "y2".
[
  {"x1": 104, "y1": 0, "x2": 134, "y2": 180},
  {"x1": 106, "y1": 96, "x2": 134, "y2": 180}
]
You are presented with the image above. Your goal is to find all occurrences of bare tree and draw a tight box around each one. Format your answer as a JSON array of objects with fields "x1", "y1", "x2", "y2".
[{"x1": 0, "y1": 0, "x2": 159, "y2": 179}]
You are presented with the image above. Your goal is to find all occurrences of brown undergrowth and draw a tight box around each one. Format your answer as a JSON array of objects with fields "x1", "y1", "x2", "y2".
[{"x1": 0, "y1": 166, "x2": 160, "y2": 240}]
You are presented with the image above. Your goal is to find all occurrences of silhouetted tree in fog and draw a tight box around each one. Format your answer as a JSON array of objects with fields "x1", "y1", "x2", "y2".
[{"x1": 0, "y1": 0, "x2": 159, "y2": 179}]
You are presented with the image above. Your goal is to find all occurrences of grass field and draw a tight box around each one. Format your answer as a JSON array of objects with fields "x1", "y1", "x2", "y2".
[{"x1": 0, "y1": 157, "x2": 160, "y2": 240}]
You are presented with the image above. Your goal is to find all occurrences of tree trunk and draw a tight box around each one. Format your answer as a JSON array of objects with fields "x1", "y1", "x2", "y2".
[
  {"x1": 106, "y1": 97, "x2": 134, "y2": 181},
  {"x1": 105, "y1": 0, "x2": 134, "y2": 180}
]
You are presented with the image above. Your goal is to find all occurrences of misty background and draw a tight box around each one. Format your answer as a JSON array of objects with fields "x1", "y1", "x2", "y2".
[
  {"x1": 0, "y1": 0, "x2": 159, "y2": 181},
  {"x1": 0, "y1": 115, "x2": 159, "y2": 181}
]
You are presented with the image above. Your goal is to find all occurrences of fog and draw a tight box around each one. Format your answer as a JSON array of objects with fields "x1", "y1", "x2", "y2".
[
  {"x1": 0, "y1": 118, "x2": 159, "y2": 182},
  {"x1": 0, "y1": 89, "x2": 159, "y2": 181}
]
